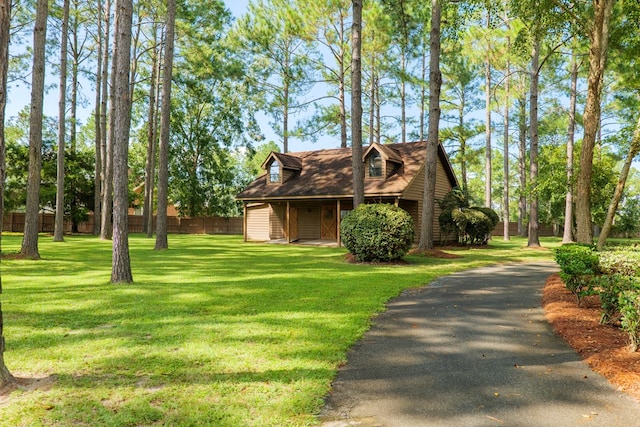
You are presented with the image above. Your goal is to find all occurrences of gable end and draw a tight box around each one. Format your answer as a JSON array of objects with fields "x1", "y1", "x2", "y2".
[
  {"x1": 262, "y1": 152, "x2": 303, "y2": 185},
  {"x1": 363, "y1": 143, "x2": 404, "y2": 180}
]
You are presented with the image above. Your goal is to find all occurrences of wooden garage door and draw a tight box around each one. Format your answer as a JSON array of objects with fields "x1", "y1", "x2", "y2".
[{"x1": 246, "y1": 204, "x2": 270, "y2": 241}]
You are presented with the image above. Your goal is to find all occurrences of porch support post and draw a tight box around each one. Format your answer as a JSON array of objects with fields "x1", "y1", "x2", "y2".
[
  {"x1": 286, "y1": 201, "x2": 291, "y2": 244},
  {"x1": 243, "y1": 203, "x2": 247, "y2": 242},
  {"x1": 337, "y1": 199, "x2": 341, "y2": 247},
  {"x1": 395, "y1": 197, "x2": 400, "y2": 207}
]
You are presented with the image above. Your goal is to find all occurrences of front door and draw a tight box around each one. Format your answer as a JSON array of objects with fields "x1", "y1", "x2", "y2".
[{"x1": 321, "y1": 205, "x2": 337, "y2": 240}]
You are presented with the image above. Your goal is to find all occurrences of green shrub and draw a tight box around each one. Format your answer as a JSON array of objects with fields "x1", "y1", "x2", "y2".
[
  {"x1": 441, "y1": 207, "x2": 498, "y2": 245},
  {"x1": 462, "y1": 208, "x2": 492, "y2": 245},
  {"x1": 554, "y1": 244, "x2": 600, "y2": 303},
  {"x1": 555, "y1": 244, "x2": 640, "y2": 351},
  {"x1": 439, "y1": 188, "x2": 468, "y2": 211},
  {"x1": 437, "y1": 189, "x2": 467, "y2": 243},
  {"x1": 436, "y1": 189, "x2": 499, "y2": 245},
  {"x1": 619, "y1": 286, "x2": 640, "y2": 351},
  {"x1": 473, "y1": 206, "x2": 500, "y2": 228},
  {"x1": 591, "y1": 274, "x2": 638, "y2": 325},
  {"x1": 599, "y1": 250, "x2": 640, "y2": 277},
  {"x1": 340, "y1": 203, "x2": 414, "y2": 262}
]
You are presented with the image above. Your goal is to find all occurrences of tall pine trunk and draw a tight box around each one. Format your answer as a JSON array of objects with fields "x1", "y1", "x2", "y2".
[
  {"x1": 0, "y1": 0, "x2": 16, "y2": 389},
  {"x1": 21, "y1": 0, "x2": 49, "y2": 259},
  {"x1": 351, "y1": 0, "x2": 364, "y2": 208},
  {"x1": 93, "y1": 0, "x2": 103, "y2": 236},
  {"x1": 597, "y1": 115, "x2": 640, "y2": 249},
  {"x1": 101, "y1": 0, "x2": 115, "y2": 241},
  {"x1": 400, "y1": 50, "x2": 406, "y2": 143},
  {"x1": 484, "y1": 11, "x2": 492, "y2": 209},
  {"x1": 575, "y1": 0, "x2": 614, "y2": 243},
  {"x1": 155, "y1": 0, "x2": 176, "y2": 250},
  {"x1": 54, "y1": 0, "x2": 70, "y2": 242},
  {"x1": 143, "y1": 26, "x2": 159, "y2": 236},
  {"x1": 69, "y1": 12, "x2": 80, "y2": 233},
  {"x1": 418, "y1": 0, "x2": 441, "y2": 250},
  {"x1": 368, "y1": 53, "x2": 375, "y2": 145},
  {"x1": 502, "y1": 36, "x2": 510, "y2": 241},
  {"x1": 517, "y1": 94, "x2": 527, "y2": 237},
  {"x1": 419, "y1": 35, "x2": 427, "y2": 142},
  {"x1": 563, "y1": 46, "x2": 578, "y2": 243},
  {"x1": 339, "y1": 18, "x2": 347, "y2": 149},
  {"x1": 111, "y1": 0, "x2": 134, "y2": 284},
  {"x1": 527, "y1": 36, "x2": 541, "y2": 247},
  {"x1": 459, "y1": 98, "x2": 468, "y2": 199},
  {"x1": 99, "y1": 0, "x2": 111, "y2": 239}
]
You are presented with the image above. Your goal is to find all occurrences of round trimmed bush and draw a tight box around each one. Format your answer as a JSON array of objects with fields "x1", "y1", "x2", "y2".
[{"x1": 340, "y1": 203, "x2": 414, "y2": 262}]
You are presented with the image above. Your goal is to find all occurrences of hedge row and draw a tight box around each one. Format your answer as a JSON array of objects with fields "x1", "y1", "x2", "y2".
[{"x1": 554, "y1": 244, "x2": 640, "y2": 351}]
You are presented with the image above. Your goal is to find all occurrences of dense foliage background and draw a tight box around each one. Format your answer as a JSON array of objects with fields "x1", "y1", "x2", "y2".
[{"x1": 2, "y1": 0, "x2": 640, "y2": 230}]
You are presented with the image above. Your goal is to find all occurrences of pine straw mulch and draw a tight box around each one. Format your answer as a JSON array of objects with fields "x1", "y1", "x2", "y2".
[
  {"x1": 543, "y1": 273, "x2": 640, "y2": 401},
  {"x1": 408, "y1": 247, "x2": 464, "y2": 259}
]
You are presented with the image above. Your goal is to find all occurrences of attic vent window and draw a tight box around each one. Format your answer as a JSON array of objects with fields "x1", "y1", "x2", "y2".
[
  {"x1": 269, "y1": 160, "x2": 281, "y2": 183},
  {"x1": 368, "y1": 151, "x2": 382, "y2": 177}
]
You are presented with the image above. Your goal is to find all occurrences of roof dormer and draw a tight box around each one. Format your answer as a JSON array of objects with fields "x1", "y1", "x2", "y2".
[
  {"x1": 363, "y1": 143, "x2": 404, "y2": 179},
  {"x1": 262, "y1": 152, "x2": 302, "y2": 185}
]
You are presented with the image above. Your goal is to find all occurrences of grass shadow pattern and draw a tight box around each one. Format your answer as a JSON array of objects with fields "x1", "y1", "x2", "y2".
[{"x1": 1, "y1": 234, "x2": 562, "y2": 426}]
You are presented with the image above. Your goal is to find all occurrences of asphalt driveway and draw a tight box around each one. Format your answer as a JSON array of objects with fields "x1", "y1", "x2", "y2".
[{"x1": 319, "y1": 262, "x2": 640, "y2": 427}]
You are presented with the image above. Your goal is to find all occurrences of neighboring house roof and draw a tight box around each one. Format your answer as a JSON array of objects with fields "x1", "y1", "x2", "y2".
[{"x1": 237, "y1": 141, "x2": 458, "y2": 201}]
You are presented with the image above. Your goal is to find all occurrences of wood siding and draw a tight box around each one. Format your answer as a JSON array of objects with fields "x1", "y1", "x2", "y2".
[
  {"x1": 283, "y1": 168, "x2": 296, "y2": 182},
  {"x1": 246, "y1": 204, "x2": 270, "y2": 241},
  {"x1": 295, "y1": 202, "x2": 322, "y2": 239},
  {"x1": 402, "y1": 160, "x2": 454, "y2": 243},
  {"x1": 270, "y1": 203, "x2": 286, "y2": 239},
  {"x1": 398, "y1": 200, "x2": 420, "y2": 243}
]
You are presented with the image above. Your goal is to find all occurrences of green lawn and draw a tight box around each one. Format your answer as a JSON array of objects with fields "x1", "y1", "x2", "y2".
[{"x1": 1, "y1": 233, "x2": 559, "y2": 426}]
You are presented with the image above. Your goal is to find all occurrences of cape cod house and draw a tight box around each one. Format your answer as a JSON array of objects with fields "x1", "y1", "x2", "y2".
[{"x1": 236, "y1": 141, "x2": 459, "y2": 246}]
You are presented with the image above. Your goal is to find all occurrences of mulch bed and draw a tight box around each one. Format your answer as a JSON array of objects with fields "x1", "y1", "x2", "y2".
[
  {"x1": 543, "y1": 273, "x2": 640, "y2": 400},
  {"x1": 408, "y1": 248, "x2": 463, "y2": 259}
]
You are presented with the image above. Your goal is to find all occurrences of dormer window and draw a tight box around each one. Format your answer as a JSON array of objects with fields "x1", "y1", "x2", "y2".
[
  {"x1": 368, "y1": 151, "x2": 382, "y2": 177},
  {"x1": 269, "y1": 160, "x2": 281, "y2": 183},
  {"x1": 262, "y1": 152, "x2": 302, "y2": 185}
]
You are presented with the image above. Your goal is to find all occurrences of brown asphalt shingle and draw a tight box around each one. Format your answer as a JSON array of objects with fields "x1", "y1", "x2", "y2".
[{"x1": 237, "y1": 141, "x2": 430, "y2": 201}]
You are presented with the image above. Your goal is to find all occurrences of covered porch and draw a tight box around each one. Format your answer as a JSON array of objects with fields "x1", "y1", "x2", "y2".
[{"x1": 242, "y1": 197, "x2": 419, "y2": 245}]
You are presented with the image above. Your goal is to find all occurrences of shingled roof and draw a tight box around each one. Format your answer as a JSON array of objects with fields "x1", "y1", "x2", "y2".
[
  {"x1": 261, "y1": 151, "x2": 303, "y2": 170},
  {"x1": 237, "y1": 141, "x2": 457, "y2": 201}
]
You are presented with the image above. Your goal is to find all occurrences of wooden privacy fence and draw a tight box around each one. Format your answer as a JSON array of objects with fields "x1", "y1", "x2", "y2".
[
  {"x1": 2, "y1": 212, "x2": 243, "y2": 235},
  {"x1": 491, "y1": 222, "x2": 556, "y2": 237}
]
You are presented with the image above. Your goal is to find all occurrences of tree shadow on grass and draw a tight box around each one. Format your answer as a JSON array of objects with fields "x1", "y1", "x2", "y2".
[{"x1": 0, "y1": 374, "x2": 57, "y2": 403}]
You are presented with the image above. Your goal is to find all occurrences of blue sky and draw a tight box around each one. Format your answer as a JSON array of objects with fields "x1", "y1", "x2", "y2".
[
  {"x1": 225, "y1": 0, "x2": 249, "y2": 18},
  {"x1": 223, "y1": 0, "x2": 334, "y2": 152}
]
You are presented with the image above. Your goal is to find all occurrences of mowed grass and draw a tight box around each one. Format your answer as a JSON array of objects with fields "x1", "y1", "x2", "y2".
[{"x1": 1, "y1": 233, "x2": 559, "y2": 426}]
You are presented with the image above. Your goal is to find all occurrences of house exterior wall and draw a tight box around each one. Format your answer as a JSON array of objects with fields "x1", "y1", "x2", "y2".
[
  {"x1": 270, "y1": 203, "x2": 286, "y2": 239},
  {"x1": 403, "y1": 159, "x2": 455, "y2": 243},
  {"x1": 398, "y1": 199, "x2": 420, "y2": 243},
  {"x1": 241, "y1": 148, "x2": 456, "y2": 245},
  {"x1": 295, "y1": 202, "x2": 322, "y2": 239},
  {"x1": 283, "y1": 169, "x2": 296, "y2": 182},
  {"x1": 245, "y1": 203, "x2": 270, "y2": 241}
]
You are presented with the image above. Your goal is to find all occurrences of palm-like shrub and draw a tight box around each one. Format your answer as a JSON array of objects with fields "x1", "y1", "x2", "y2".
[{"x1": 438, "y1": 189, "x2": 499, "y2": 245}]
